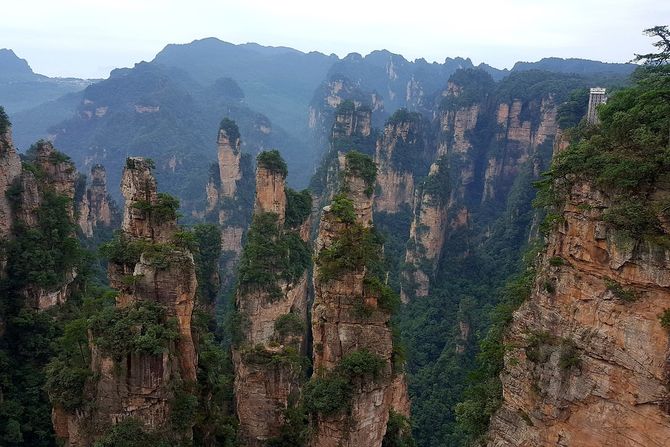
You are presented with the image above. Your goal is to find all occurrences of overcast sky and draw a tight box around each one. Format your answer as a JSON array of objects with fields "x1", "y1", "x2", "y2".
[{"x1": 1, "y1": 0, "x2": 667, "y2": 79}]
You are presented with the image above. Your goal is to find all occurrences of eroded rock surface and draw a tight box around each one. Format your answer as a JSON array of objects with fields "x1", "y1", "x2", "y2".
[{"x1": 487, "y1": 181, "x2": 670, "y2": 447}]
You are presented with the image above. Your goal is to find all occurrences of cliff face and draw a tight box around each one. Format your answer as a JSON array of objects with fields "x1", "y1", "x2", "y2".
[
  {"x1": 310, "y1": 153, "x2": 409, "y2": 447},
  {"x1": 233, "y1": 154, "x2": 311, "y2": 446},
  {"x1": 487, "y1": 181, "x2": 670, "y2": 446},
  {"x1": 10, "y1": 141, "x2": 80, "y2": 309},
  {"x1": 205, "y1": 120, "x2": 254, "y2": 291},
  {"x1": 57, "y1": 158, "x2": 198, "y2": 446},
  {"x1": 0, "y1": 124, "x2": 21, "y2": 241},
  {"x1": 311, "y1": 102, "x2": 376, "y2": 218},
  {"x1": 483, "y1": 98, "x2": 557, "y2": 202},
  {"x1": 401, "y1": 84, "x2": 559, "y2": 300},
  {"x1": 254, "y1": 165, "x2": 287, "y2": 223},
  {"x1": 217, "y1": 125, "x2": 242, "y2": 198},
  {"x1": 77, "y1": 164, "x2": 116, "y2": 237},
  {"x1": 374, "y1": 115, "x2": 428, "y2": 214},
  {"x1": 309, "y1": 77, "x2": 382, "y2": 140}
]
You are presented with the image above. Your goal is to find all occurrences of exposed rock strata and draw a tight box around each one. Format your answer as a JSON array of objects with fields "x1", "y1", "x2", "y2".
[
  {"x1": 374, "y1": 117, "x2": 426, "y2": 213},
  {"x1": 56, "y1": 158, "x2": 198, "y2": 446},
  {"x1": 217, "y1": 125, "x2": 242, "y2": 198},
  {"x1": 11, "y1": 141, "x2": 79, "y2": 309},
  {"x1": 487, "y1": 181, "x2": 670, "y2": 446},
  {"x1": 77, "y1": 164, "x2": 115, "y2": 237},
  {"x1": 233, "y1": 157, "x2": 310, "y2": 446},
  {"x1": 310, "y1": 155, "x2": 410, "y2": 447},
  {"x1": 254, "y1": 164, "x2": 287, "y2": 223},
  {"x1": 0, "y1": 125, "x2": 21, "y2": 239}
]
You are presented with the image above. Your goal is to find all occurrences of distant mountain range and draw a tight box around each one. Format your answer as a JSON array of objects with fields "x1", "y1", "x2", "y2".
[
  {"x1": 0, "y1": 40, "x2": 638, "y2": 198},
  {"x1": 0, "y1": 49, "x2": 93, "y2": 113}
]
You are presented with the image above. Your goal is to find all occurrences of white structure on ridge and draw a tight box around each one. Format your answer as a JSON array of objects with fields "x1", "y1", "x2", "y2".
[{"x1": 586, "y1": 87, "x2": 607, "y2": 125}]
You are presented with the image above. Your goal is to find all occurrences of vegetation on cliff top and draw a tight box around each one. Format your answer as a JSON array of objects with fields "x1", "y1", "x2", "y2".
[
  {"x1": 535, "y1": 63, "x2": 670, "y2": 241},
  {"x1": 219, "y1": 117, "x2": 241, "y2": 144},
  {"x1": 285, "y1": 187, "x2": 312, "y2": 228},
  {"x1": 91, "y1": 301, "x2": 180, "y2": 361},
  {"x1": 257, "y1": 149, "x2": 288, "y2": 177},
  {"x1": 237, "y1": 212, "x2": 311, "y2": 299},
  {"x1": 344, "y1": 150, "x2": 377, "y2": 196}
]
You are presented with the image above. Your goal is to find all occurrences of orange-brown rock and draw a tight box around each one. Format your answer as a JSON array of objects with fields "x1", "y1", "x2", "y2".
[
  {"x1": 310, "y1": 156, "x2": 409, "y2": 447},
  {"x1": 487, "y1": 181, "x2": 670, "y2": 446},
  {"x1": 254, "y1": 165, "x2": 287, "y2": 223},
  {"x1": 233, "y1": 157, "x2": 310, "y2": 446},
  {"x1": 57, "y1": 157, "x2": 198, "y2": 446},
  {"x1": 77, "y1": 164, "x2": 115, "y2": 237},
  {"x1": 217, "y1": 125, "x2": 242, "y2": 198}
]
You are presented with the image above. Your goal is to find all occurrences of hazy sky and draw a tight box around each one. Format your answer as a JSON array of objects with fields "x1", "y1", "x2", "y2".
[{"x1": 1, "y1": 0, "x2": 667, "y2": 78}]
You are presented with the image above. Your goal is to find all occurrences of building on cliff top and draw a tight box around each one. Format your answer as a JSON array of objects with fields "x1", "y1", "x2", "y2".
[{"x1": 586, "y1": 87, "x2": 607, "y2": 125}]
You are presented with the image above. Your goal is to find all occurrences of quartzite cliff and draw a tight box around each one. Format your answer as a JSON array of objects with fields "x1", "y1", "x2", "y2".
[{"x1": 54, "y1": 157, "x2": 199, "y2": 446}]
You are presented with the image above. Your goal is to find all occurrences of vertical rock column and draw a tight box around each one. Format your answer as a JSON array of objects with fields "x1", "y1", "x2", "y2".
[
  {"x1": 233, "y1": 151, "x2": 311, "y2": 446},
  {"x1": 12, "y1": 141, "x2": 79, "y2": 309},
  {"x1": 77, "y1": 164, "x2": 116, "y2": 237},
  {"x1": 0, "y1": 115, "x2": 21, "y2": 284},
  {"x1": 60, "y1": 157, "x2": 198, "y2": 446},
  {"x1": 205, "y1": 119, "x2": 250, "y2": 289},
  {"x1": 310, "y1": 152, "x2": 410, "y2": 447}
]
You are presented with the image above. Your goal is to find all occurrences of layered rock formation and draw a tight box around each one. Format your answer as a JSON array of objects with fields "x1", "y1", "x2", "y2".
[
  {"x1": 0, "y1": 121, "x2": 21, "y2": 240},
  {"x1": 483, "y1": 98, "x2": 557, "y2": 202},
  {"x1": 217, "y1": 120, "x2": 242, "y2": 198},
  {"x1": 487, "y1": 181, "x2": 670, "y2": 446},
  {"x1": 401, "y1": 73, "x2": 560, "y2": 300},
  {"x1": 205, "y1": 119, "x2": 254, "y2": 289},
  {"x1": 254, "y1": 160, "x2": 287, "y2": 223},
  {"x1": 310, "y1": 152, "x2": 410, "y2": 446},
  {"x1": 77, "y1": 164, "x2": 116, "y2": 237},
  {"x1": 374, "y1": 111, "x2": 428, "y2": 214},
  {"x1": 233, "y1": 152, "x2": 311, "y2": 446},
  {"x1": 55, "y1": 157, "x2": 198, "y2": 446},
  {"x1": 7, "y1": 141, "x2": 80, "y2": 309}
]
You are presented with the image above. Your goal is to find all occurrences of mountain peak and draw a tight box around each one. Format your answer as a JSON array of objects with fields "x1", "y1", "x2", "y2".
[{"x1": 0, "y1": 49, "x2": 35, "y2": 79}]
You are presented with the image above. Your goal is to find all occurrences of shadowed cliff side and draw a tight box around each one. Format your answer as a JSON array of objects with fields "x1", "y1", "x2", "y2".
[
  {"x1": 232, "y1": 150, "x2": 312, "y2": 445},
  {"x1": 308, "y1": 150, "x2": 411, "y2": 447}
]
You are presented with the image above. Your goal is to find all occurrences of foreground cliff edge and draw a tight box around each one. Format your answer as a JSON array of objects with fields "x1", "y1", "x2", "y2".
[{"x1": 480, "y1": 63, "x2": 670, "y2": 445}]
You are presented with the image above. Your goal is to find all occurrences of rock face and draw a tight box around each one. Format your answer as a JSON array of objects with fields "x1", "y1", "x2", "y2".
[
  {"x1": 77, "y1": 164, "x2": 116, "y2": 237},
  {"x1": 487, "y1": 181, "x2": 670, "y2": 446},
  {"x1": 217, "y1": 124, "x2": 242, "y2": 198},
  {"x1": 308, "y1": 76, "x2": 381, "y2": 143},
  {"x1": 204, "y1": 119, "x2": 254, "y2": 292},
  {"x1": 254, "y1": 164, "x2": 287, "y2": 223},
  {"x1": 57, "y1": 158, "x2": 198, "y2": 446},
  {"x1": 310, "y1": 154, "x2": 410, "y2": 447},
  {"x1": 10, "y1": 141, "x2": 80, "y2": 309},
  {"x1": 233, "y1": 157, "x2": 310, "y2": 446},
  {"x1": 401, "y1": 83, "x2": 559, "y2": 300},
  {"x1": 374, "y1": 115, "x2": 427, "y2": 213},
  {"x1": 483, "y1": 98, "x2": 557, "y2": 202},
  {"x1": 403, "y1": 184, "x2": 449, "y2": 300},
  {"x1": 0, "y1": 125, "x2": 21, "y2": 240}
]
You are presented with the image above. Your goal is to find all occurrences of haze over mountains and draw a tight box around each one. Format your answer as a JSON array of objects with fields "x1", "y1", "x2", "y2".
[
  {"x1": 1, "y1": 25, "x2": 669, "y2": 447},
  {"x1": 1, "y1": 38, "x2": 636, "y2": 202}
]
